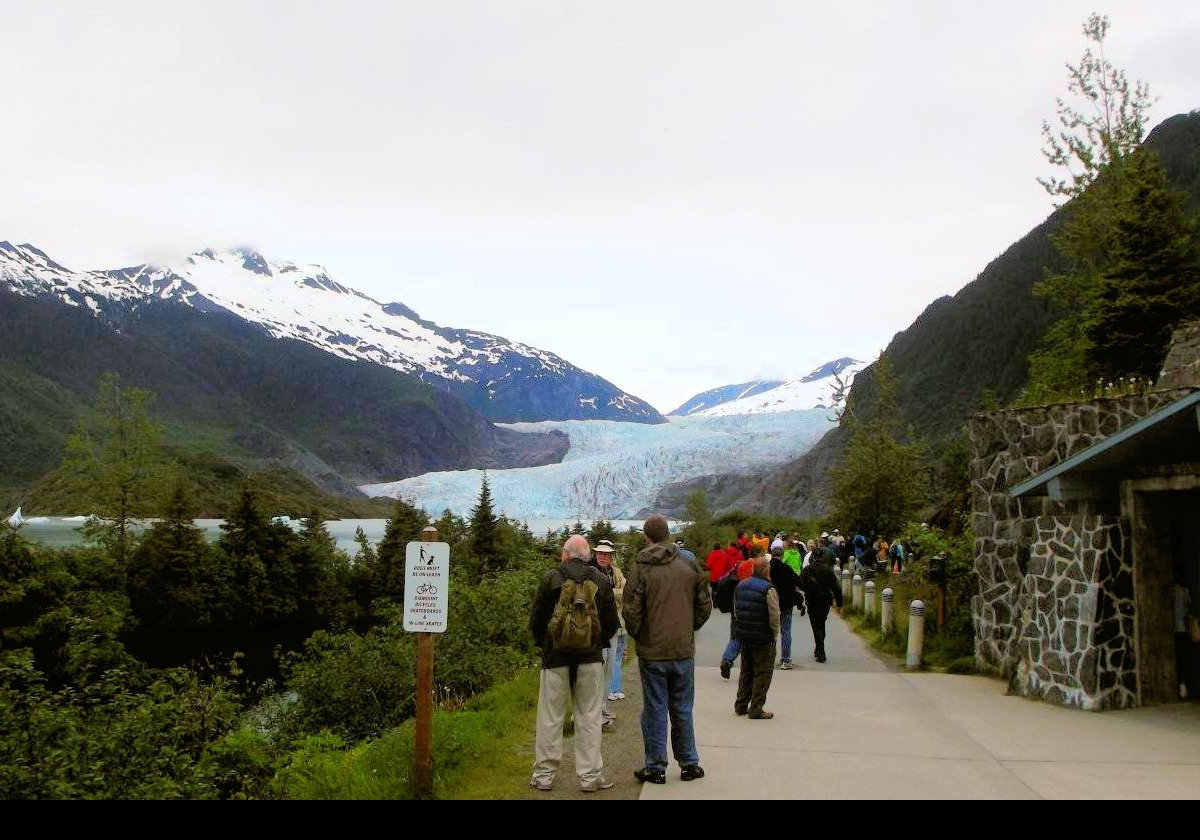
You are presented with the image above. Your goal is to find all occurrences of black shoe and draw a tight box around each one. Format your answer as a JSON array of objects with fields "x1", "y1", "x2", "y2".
[
  {"x1": 734, "y1": 706, "x2": 748, "y2": 716},
  {"x1": 720, "y1": 660, "x2": 731, "y2": 679},
  {"x1": 680, "y1": 764, "x2": 705, "y2": 782},
  {"x1": 816, "y1": 655, "x2": 827, "y2": 663},
  {"x1": 634, "y1": 768, "x2": 666, "y2": 785}
]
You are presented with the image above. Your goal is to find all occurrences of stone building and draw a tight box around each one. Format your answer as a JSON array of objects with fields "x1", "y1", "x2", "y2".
[{"x1": 970, "y1": 322, "x2": 1200, "y2": 709}]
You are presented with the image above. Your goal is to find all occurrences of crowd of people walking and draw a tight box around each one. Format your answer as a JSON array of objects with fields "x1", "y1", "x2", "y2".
[{"x1": 527, "y1": 517, "x2": 907, "y2": 792}]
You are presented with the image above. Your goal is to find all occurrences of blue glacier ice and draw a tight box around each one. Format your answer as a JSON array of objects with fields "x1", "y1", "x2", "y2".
[{"x1": 360, "y1": 409, "x2": 835, "y2": 520}]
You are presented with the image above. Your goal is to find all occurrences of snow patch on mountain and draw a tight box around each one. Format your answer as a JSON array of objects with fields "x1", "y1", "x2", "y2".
[
  {"x1": 693, "y1": 359, "x2": 864, "y2": 417},
  {"x1": 361, "y1": 409, "x2": 835, "y2": 520},
  {"x1": 0, "y1": 241, "x2": 662, "y2": 424}
]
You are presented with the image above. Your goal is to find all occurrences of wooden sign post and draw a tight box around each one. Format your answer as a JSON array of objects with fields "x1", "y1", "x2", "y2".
[{"x1": 406, "y1": 524, "x2": 449, "y2": 799}]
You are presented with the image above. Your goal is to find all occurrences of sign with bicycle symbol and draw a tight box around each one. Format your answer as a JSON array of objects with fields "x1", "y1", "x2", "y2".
[{"x1": 404, "y1": 541, "x2": 450, "y2": 633}]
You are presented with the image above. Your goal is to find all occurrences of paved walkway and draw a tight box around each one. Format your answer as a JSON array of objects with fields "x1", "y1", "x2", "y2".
[{"x1": 640, "y1": 608, "x2": 1200, "y2": 800}]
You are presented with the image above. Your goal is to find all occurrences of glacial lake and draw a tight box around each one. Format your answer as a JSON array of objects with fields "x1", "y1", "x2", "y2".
[{"x1": 15, "y1": 517, "x2": 674, "y2": 555}]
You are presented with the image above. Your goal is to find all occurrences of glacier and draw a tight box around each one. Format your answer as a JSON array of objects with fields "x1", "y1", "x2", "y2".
[{"x1": 361, "y1": 408, "x2": 837, "y2": 520}]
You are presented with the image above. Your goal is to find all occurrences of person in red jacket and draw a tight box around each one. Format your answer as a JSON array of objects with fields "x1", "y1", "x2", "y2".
[
  {"x1": 736, "y1": 531, "x2": 753, "y2": 559},
  {"x1": 705, "y1": 543, "x2": 729, "y2": 586}
]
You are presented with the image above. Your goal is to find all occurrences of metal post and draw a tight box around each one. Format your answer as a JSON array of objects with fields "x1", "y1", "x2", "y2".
[
  {"x1": 864, "y1": 580, "x2": 876, "y2": 618},
  {"x1": 415, "y1": 524, "x2": 438, "y2": 799},
  {"x1": 881, "y1": 587, "x2": 894, "y2": 635},
  {"x1": 907, "y1": 600, "x2": 925, "y2": 669},
  {"x1": 851, "y1": 574, "x2": 863, "y2": 611},
  {"x1": 841, "y1": 568, "x2": 852, "y2": 604}
]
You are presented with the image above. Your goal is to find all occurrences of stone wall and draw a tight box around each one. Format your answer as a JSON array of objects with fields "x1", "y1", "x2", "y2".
[{"x1": 969, "y1": 389, "x2": 1192, "y2": 708}]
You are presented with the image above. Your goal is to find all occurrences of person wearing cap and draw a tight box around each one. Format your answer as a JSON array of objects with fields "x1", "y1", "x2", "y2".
[
  {"x1": 592, "y1": 540, "x2": 628, "y2": 706},
  {"x1": 623, "y1": 515, "x2": 712, "y2": 785}
]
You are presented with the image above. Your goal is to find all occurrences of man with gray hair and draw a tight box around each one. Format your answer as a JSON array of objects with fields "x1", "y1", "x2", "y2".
[
  {"x1": 529, "y1": 534, "x2": 621, "y2": 792},
  {"x1": 623, "y1": 515, "x2": 712, "y2": 785}
]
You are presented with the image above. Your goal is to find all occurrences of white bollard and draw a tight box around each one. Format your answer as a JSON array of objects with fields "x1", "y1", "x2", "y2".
[
  {"x1": 907, "y1": 600, "x2": 926, "y2": 668},
  {"x1": 881, "y1": 588, "x2": 894, "y2": 635},
  {"x1": 864, "y1": 580, "x2": 876, "y2": 618},
  {"x1": 852, "y1": 574, "x2": 863, "y2": 610},
  {"x1": 841, "y1": 568, "x2": 853, "y2": 604}
]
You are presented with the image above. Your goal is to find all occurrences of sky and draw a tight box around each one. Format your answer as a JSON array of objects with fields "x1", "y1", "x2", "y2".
[{"x1": 2, "y1": 2, "x2": 1198, "y2": 414}]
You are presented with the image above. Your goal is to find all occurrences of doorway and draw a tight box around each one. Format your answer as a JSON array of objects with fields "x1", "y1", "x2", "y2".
[{"x1": 1133, "y1": 489, "x2": 1200, "y2": 704}]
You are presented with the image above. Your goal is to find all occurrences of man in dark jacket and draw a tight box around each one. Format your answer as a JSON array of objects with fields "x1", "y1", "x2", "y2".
[
  {"x1": 798, "y1": 549, "x2": 843, "y2": 663},
  {"x1": 734, "y1": 555, "x2": 780, "y2": 718},
  {"x1": 529, "y1": 535, "x2": 621, "y2": 792},
  {"x1": 623, "y1": 515, "x2": 712, "y2": 785},
  {"x1": 768, "y1": 546, "x2": 805, "y2": 669}
]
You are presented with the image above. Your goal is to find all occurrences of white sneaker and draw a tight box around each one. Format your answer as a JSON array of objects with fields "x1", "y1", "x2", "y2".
[
  {"x1": 607, "y1": 692, "x2": 620, "y2": 701},
  {"x1": 779, "y1": 661, "x2": 793, "y2": 670},
  {"x1": 530, "y1": 777, "x2": 554, "y2": 791},
  {"x1": 614, "y1": 691, "x2": 625, "y2": 700},
  {"x1": 580, "y1": 774, "x2": 614, "y2": 793}
]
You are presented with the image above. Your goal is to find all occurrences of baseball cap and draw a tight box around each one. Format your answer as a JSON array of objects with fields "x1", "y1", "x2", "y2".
[{"x1": 595, "y1": 540, "x2": 615, "y2": 554}]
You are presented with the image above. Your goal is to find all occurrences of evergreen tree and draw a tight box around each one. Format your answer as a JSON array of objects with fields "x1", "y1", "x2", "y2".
[
  {"x1": 469, "y1": 475, "x2": 499, "y2": 574},
  {"x1": 832, "y1": 355, "x2": 929, "y2": 536},
  {"x1": 586, "y1": 520, "x2": 617, "y2": 546},
  {"x1": 373, "y1": 497, "x2": 427, "y2": 601},
  {"x1": 62, "y1": 373, "x2": 165, "y2": 565},
  {"x1": 1083, "y1": 151, "x2": 1200, "y2": 380},
  {"x1": 128, "y1": 481, "x2": 210, "y2": 627},
  {"x1": 680, "y1": 491, "x2": 714, "y2": 553}
]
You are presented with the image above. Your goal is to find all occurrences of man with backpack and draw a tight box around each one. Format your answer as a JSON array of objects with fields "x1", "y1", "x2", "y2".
[
  {"x1": 623, "y1": 515, "x2": 712, "y2": 785},
  {"x1": 529, "y1": 535, "x2": 621, "y2": 792}
]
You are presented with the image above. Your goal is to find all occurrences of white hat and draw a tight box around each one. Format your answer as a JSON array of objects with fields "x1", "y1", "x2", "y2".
[
  {"x1": 594, "y1": 542, "x2": 615, "y2": 554},
  {"x1": 820, "y1": 531, "x2": 830, "y2": 539}
]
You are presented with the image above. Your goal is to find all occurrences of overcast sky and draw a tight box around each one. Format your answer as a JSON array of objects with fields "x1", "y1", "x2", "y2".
[{"x1": 2, "y1": 2, "x2": 1198, "y2": 413}]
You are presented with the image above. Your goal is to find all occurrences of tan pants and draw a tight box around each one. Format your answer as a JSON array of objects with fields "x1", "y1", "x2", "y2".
[{"x1": 532, "y1": 663, "x2": 605, "y2": 787}]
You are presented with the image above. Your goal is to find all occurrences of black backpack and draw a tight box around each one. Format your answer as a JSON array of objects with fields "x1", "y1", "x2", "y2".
[{"x1": 715, "y1": 566, "x2": 740, "y2": 614}]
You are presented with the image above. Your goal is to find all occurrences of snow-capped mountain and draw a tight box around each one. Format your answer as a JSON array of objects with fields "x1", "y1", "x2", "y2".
[
  {"x1": 672, "y1": 358, "x2": 863, "y2": 419},
  {"x1": 0, "y1": 241, "x2": 663, "y2": 425},
  {"x1": 668, "y1": 380, "x2": 786, "y2": 416}
]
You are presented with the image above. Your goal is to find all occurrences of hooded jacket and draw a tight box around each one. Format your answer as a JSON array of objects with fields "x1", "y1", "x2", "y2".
[{"x1": 622, "y1": 541, "x2": 712, "y2": 662}]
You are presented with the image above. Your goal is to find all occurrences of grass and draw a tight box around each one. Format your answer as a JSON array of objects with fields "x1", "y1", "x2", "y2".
[
  {"x1": 277, "y1": 668, "x2": 541, "y2": 799},
  {"x1": 840, "y1": 573, "x2": 976, "y2": 672}
]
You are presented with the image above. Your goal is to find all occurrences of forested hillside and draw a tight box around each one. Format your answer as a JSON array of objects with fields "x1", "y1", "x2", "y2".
[{"x1": 0, "y1": 292, "x2": 567, "y2": 510}]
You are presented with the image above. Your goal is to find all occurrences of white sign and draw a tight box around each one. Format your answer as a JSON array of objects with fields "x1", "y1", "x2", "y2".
[{"x1": 404, "y1": 541, "x2": 450, "y2": 633}]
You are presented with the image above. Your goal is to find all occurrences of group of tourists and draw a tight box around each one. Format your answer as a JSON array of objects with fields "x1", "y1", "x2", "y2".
[
  {"x1": 528, "y1": 515, "x2": 709, "y2": 791},
  {"x1": 526, "y1": 516, "x2": 915, "y2": 792}
]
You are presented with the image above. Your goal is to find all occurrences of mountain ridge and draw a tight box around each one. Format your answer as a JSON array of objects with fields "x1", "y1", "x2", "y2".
[{"x1": 0, "y1": 242, "x2": 664, "y2": 425}]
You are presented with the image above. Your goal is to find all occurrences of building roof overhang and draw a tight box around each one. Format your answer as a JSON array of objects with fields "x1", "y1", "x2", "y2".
[{"x1": 1009, "y1": 390, "x2": 1200, "y2": 499}]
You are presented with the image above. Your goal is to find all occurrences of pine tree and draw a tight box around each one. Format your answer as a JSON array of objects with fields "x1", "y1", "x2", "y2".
[
  {"x1": 470, "y1": 474, "x2": 499, "y2": 574},
  {"x1": 128, "y1": 481, "x2": 210, "y2": 627},
  {"x1": 63, "y1": 372, "x2": 165, "y2": 565},
  {"x1": 832, "y1": 355, "x2": 929, "y2": 536},
  {"x1": 1083, "y1": 151, "x2": 1200, "y2": 381},
  {"x1": 373, "y1": 497, "x2": 427, "y2": 601}
]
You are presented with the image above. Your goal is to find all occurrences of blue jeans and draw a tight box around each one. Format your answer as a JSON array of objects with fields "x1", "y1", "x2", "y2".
[
  {"x1": 608, "y1": 631, "x2": 627, "y2": 694},
  {"x1": 638, "y1": 658, "x2": 699, "y2": 772},
  {"x1": 722, "y1": 615, "x2": 740, "y2": 665},
  {"x1": 780, "y1": 605, "x2": 793, "y2": 663}
]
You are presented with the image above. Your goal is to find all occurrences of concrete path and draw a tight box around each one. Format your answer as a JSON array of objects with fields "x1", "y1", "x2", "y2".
[{"x1": 640, "y1": 608, "x2": 1200, "y2": 800}]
